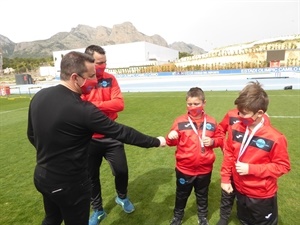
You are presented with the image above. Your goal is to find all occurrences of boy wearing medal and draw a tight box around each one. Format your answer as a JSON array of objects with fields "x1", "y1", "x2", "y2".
[
  {"x1": 221, "y1": 81, "x2": 291, "y2": 225},
  {"x1": 166, "y1": 87, "x2": 224, "y2": 225}
]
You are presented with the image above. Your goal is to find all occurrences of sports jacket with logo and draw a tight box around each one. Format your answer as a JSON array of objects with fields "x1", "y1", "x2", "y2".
[
  {"x1": 81, "y1": 72, "x2": 124, "y2": 139},
  {"x1": 221, "y1": 121, "x2": 291, "y2": 198},
  {"x1": 166, "y1": 113, "x2": 223, "y2": 176},
  {"x1": 218, "y1": 108, "x2": 271, "y2": 149}
]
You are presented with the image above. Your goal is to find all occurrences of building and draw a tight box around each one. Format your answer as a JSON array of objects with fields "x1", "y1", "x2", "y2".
[
  {"x1": 39, "y1": 66, "x2": 56, "y2": 76},
  {"x1": 53, "y1": 41, "x2": 179, "y2": 76},
  {"x1": 175, "y1": 34, "x2": 300, "y2": 70}
]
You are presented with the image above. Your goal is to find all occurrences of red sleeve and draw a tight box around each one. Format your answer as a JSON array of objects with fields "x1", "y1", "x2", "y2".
[
  {"x1": 212, "y1": 123, "x2": 226, "y2": 149},
  {"x1": 216, "y1": 109, "x2": 239, "y2": 150},
  {"x1": 166, "y1": 118, "x2": 180, "y2": 146},
  {"x1": 248, "y1": 134, "x2": 291, "y2": 178},
  {"x1": 218, "y1": 112, "x2": 230, "y2": 134},
  {"x1": 221, "y1": 126, "x2": 235, "y2": 183},
  {"x1": 208, "y1": 116, "x2": 225, "y2": 149},
  {"x1": 212, "y1": 113, "x2": 229, "y2": 150}
]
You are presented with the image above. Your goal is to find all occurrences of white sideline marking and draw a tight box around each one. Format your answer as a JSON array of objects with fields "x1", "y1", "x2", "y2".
[
  {"x1": 270, "y1": 116, "x2": 300, "y2": 118},
  {"x1": 0, "y1": 107, "x2": 28, "y2": 115}
]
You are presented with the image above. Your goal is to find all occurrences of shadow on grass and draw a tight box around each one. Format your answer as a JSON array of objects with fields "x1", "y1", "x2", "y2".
[
  {"x1": 100, "y1": 168, "x2": 242, "y2": 224},
  {"x1": 181, "y1": 177, "x2": 240, "y2": 225}
]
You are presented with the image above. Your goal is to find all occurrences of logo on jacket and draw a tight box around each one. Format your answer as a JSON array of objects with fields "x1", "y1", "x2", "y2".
[
  {"x1": 265, "y1": 213, "x2": 272, "y2": 219},
  {"x1": 206, "y1": 123, "x2": 212, "y2": 130},
  {"x1": 229, "y1": 117, "x2": 240, "y2": 125},
  {"x1": 236, "y1": 134, "x2": 243, "y2": 139},
  {"x1": 101, "y1": 80, "x2": 108, "y2": 87},
  {"x1": 253, "y1": 138, "x2": 269, "y2": 149},
  {"x1": 184, "y1": 123, "x2": 191, "y2": 128}
]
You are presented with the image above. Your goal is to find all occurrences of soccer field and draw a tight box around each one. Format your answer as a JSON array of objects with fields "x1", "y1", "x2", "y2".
[{"x1": 0, "y1": 90, "x2": 299, "y2": 225}]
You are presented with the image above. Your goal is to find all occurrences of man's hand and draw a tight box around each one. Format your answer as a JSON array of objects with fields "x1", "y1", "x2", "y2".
[
  {"x1": 157, "y1": 136, "x2": 166, "y2": 147},
  {"x1": 236, "y1": 161, "x2": 249, "y2": 175},
  {"x1": 167, "y1": 130, "x2": 178, "y2": 140},
  {"x1": 221, "y1": 183, "x2": 234, "y2": 194}
]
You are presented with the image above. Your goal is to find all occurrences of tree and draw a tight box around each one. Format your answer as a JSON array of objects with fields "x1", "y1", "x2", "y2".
[
  {"x1": 179, "y1": 52, "x2": 193, "y2": 59},
  {"x1": 2, "y1": 57, "x2": 53, "y2": 74}
]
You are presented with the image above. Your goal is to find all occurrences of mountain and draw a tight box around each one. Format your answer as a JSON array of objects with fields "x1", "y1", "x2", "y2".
[
  {"x1": 0, "y1": 35, "x2": 15, "y2": 56},
  {"x1": 0, "y1": 22, "x2": 206, "y2": 58},
  {"x1": 169, "y1": 42, "x2": 206, "y2": 55}
]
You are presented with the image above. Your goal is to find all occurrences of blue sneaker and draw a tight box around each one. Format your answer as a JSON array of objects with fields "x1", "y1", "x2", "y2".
[
  {"x1": 115, "y1": 196, "x2": 135, "y2": 213},
  {"x1": 89, "y1": 210, "x2": 106, "y2": 225}
]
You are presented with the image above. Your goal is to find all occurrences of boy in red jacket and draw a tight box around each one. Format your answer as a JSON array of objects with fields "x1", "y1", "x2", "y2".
[
  {"x1": 221, "y1": 81, "x2": 291, "y2": 225},
  {"x1": 217, "y1": 108, "x2": 270, "y2": 225},
  {"x1": 166, "y1": 87, "x2": 223, "y2": 225}
]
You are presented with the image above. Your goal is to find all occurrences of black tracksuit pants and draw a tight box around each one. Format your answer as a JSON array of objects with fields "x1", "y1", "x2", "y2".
[
  {"x1": 173, "y1": 168, "x2": 212, "y2": 220},
  {"x1": 34, "y1": 166, "x2": 91, "y2": 225},
  {"x1": 88, "y1": 138, "x2": 128, "y2": 211},
  {"x1": 219, "y1": 180, "x2": 236, "y2": 223}
]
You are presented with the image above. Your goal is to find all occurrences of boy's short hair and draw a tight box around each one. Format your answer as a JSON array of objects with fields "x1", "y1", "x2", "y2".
[
  {"x1": 186, "y1": 87, "x2": 205, "y2": 101},
  {"x1": 235, "y1": 81, "x2": 269, "y2": 113}
]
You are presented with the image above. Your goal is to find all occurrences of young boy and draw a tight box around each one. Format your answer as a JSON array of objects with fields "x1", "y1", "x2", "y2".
[
  {"x1": 166, "y1": 87, "x2": 223, "y2": 225},
  {"x1": 221, "y1": 81, "x2": 291, "y2": 225},
  {"x1": 217, "y1": 107, "x2": 270, "y2": 225}
]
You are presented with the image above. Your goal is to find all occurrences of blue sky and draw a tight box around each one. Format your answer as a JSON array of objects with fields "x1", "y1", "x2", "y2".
[{"x1": 1, "y1": 0, "x2": 299, "y2": 51}]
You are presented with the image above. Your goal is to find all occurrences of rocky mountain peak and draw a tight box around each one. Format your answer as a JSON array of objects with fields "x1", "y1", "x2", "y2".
[{"x1": 0, "y1": 22, "x2": 206, "y2": 58}]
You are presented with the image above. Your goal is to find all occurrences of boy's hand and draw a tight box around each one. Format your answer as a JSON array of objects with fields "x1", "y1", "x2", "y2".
[
  {"x1": 202, "y1": 136, "x2": 214, "y2": 146},
  {"x1": 168, "y1": 130, "x2": 178, "y2": 140},
  {"x1": 236, "y1": 161, "x2": 249, "y2": 175},
  {"x1": 221, "y1": 183, "x2": 234, "y2": 194}
]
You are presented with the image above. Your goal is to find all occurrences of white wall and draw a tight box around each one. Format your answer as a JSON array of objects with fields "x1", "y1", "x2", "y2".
[
  {"x1": 39, "y1": 66, "x2": 56, "y2": 76},
  {"x1": 105, "y1": 42, "x2": 147, "y2": 68},
  {"x1": 145, "y1": 42, "x2": 178, "y2": 62}
]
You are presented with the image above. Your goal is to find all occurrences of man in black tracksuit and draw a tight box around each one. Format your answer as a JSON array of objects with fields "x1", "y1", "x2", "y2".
[{"x1": 27, "y1": 51, "x2": 166, "y2": 225}]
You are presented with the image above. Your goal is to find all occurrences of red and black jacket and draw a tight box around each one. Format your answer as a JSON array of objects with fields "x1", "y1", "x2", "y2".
[
  {"x1": 221, "y1": 121, "x2": 291, "y2": 198},
  {"x1": 166, "y1": 113, "x2": 223, "y2": 176},
  {"x1": 81, "y1": 72, "x2": 124, "y2": 139}
]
